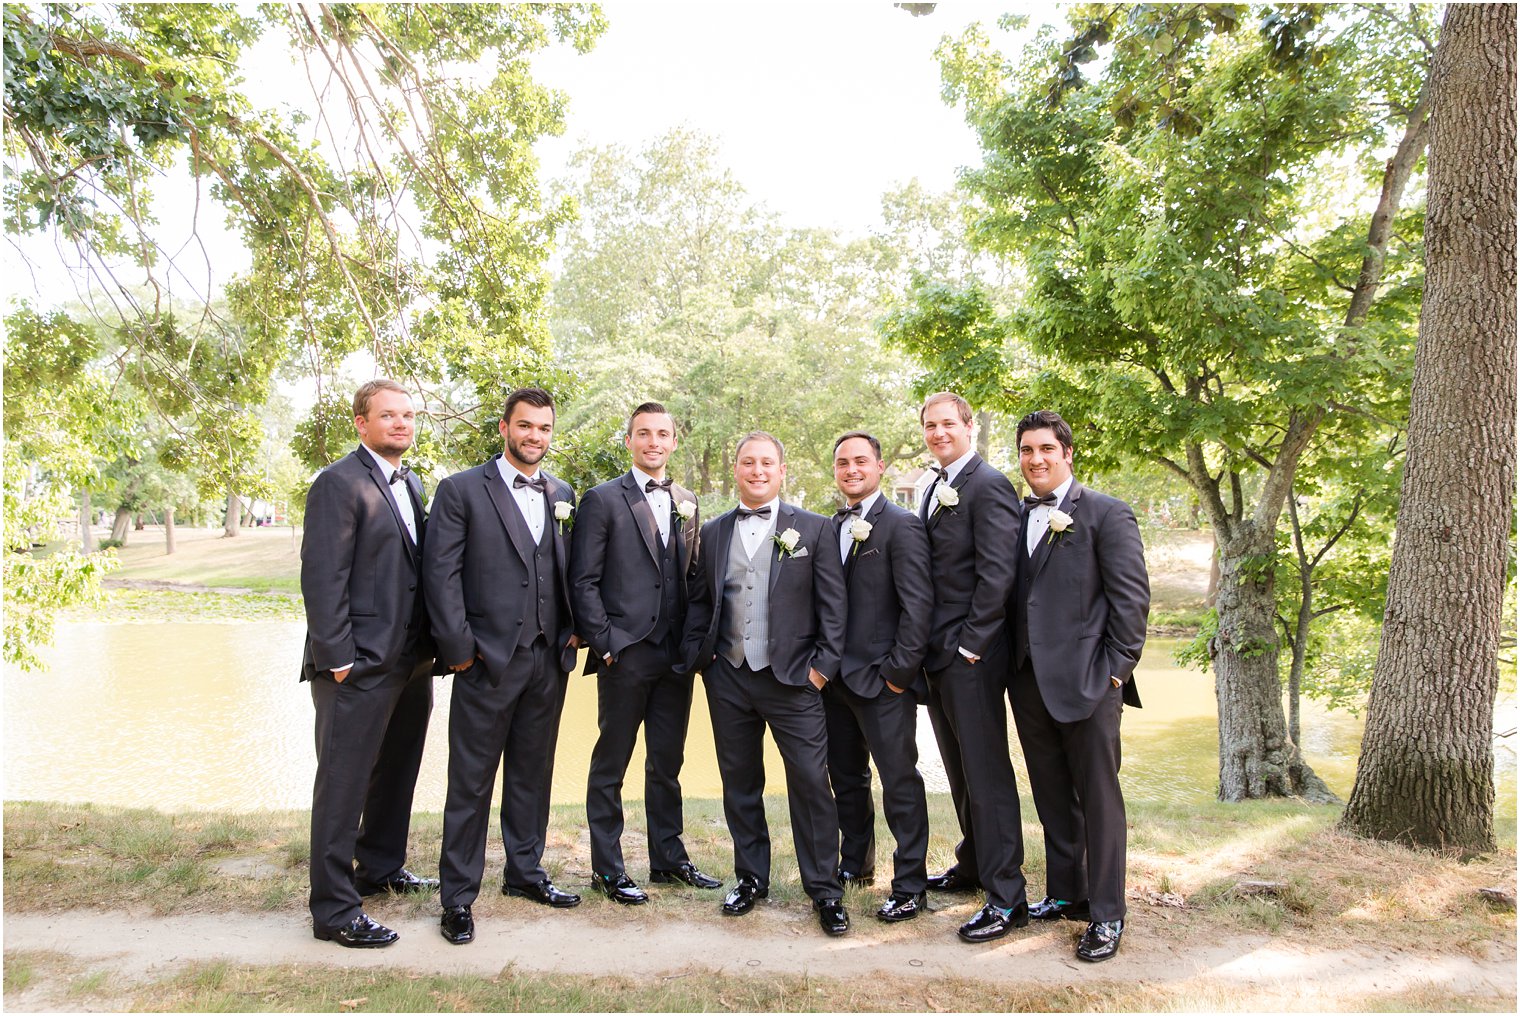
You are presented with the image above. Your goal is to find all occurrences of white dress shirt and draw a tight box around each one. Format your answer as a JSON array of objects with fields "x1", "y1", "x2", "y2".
[
  {"x1": 497, "y1": 457, "x2": 546, "y2": 542},
  {"x1": 838, "y1": 490, "x2": 881, "y2": 563},
  {"x1": 1025, "y1": 475, "x2": 1074, "y2": 556},
  {"x1": 632, "y1": 466, "x2": 672, "y2": 545},
  {"x1": 919, "y1": 445, "x2": 977, "y2": 515},
  {"x1": 737, "y1": 496, "x2": 779, "y2": 559},
  {"x1": 360, "y1": 443, "x2": 417, "y2": 544}
]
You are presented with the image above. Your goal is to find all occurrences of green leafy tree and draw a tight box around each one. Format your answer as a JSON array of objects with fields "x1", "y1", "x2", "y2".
[{"x1": 893, "y1": 4, "x2": 1432, "y2": 800}]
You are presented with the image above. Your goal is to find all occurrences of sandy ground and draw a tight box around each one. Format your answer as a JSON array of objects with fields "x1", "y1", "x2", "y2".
[{"x1": 4, "y1": 906, "x2": 1515, "y2": 1012}]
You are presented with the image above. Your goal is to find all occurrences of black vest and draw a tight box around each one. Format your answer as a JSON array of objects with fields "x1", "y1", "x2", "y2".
[
  {"x1": 648, "y1": 524, "x2": 682, "y2": 645},
  {"x1": 518, "y1": 518, "x2": 562, "y2": 649}
]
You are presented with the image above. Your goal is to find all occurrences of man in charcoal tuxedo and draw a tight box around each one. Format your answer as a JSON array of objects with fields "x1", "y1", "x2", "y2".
[
  {"x1": 680, "y1": 431, "x2": 851, "y2": 936},
  {"x1": 301, "y1": 379, "x2": 439, "y2": 948},
  {"x1": 425, "y1": 387, "x2": 582, "y2": 946},
  {"x1": 917, "y1": 391, "x2": 1030, "y2": 943},
  {"x1": 824, "y1": 431, "x2": 934, "y2": 922},
  {"x1": 1009, "y1": 409, "x2": 1148, "y2": 962},
  {"x1": 570, "y1": 401, "x2": 723, "y2": 904}
]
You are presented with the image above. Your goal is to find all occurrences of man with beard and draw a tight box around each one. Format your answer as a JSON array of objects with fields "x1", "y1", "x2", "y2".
[{"x1": 425, "y1": 387, "x2": 582, "y2": 945}]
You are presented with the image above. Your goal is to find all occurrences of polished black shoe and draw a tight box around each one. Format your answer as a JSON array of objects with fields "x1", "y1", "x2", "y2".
[
  {"x1": 649, "y1": 862, "x2": 724, "y2": 890},
  {"x1": 356, "y1": 867, "x2": 439, "y2": 896},
  {"x1": 593, "y1": 871, "x2": 649, "y2": 905},
  {"x1": 504, "y1": 879, "x2": 582, "y2": 908},
  {"x1": 313, "y1": 913, "x2": 398, "y2": 948},
  {"x1": 836, "y1": 867, "x2": 876, "y2": 887},
  {"x1": 875, "y1": 891, "x2": 927, "y2": 923},
  {"x1": 440, "y1": 905, "x2": 474, "y2": 945},
  {"x1": 1029, "y1": 896, "x2": 1091, "y2": 922},
  {"x1": 814, "y1": 897, "x2": 850, "y2": 936},
  {"x1": 957, "y1": 902, "x2": 1030, "y2": 943},
  {"x1": 1076, "y1": 919, "x2": 1124, "y2": 962},
  {"x1": 721, "y1": 875, "x2": 768, "y2": 915},
  {"x1": 925, "y1": 868, "x2": 981, "y2": 893}
]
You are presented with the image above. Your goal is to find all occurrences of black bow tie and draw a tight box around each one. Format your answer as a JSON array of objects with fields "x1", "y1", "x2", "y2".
[
  {"x1": 1024, "y1": 492, "x2": 1058, "y2": 507},
  {"x1": 834, "y1": 503, "x2": 863, "y2": 519},
  {"x1": 513, "y1": 474, "x2": 548, "y2": 493},
  {"x1": 388, "y1": 465, "x2": 411, "y2": 486},
  {"x1": 644, "y1": 477, "x2": 673, "y2": 493},
  {"x1": 929, "y1": 465, "x2": 949, "y2": 481},
  {"x1": 736, "y1": 505, "x2": 772, "y2": 520}
]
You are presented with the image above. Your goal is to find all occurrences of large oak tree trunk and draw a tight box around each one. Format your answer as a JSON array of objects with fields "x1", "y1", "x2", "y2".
[
  {"x1": 110, "y1": 508, "x2": 131, "y2": 545},
  {"x1": 222, "y1": 491, "x2": 240, "y2": 538},
  {"x1": 1342, "y1": 4, "x2": 1515, "y2": 851}
]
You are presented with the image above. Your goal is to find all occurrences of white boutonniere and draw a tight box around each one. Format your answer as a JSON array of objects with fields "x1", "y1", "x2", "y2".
[
  {"x1": 848, "y1": 518, "x2": 872, "y2": 555},
  {"x1": 675, "y1": 499, "x2": 697, "y2": 523},
  {"x1": 553, "y1": 500, "x2": 574, "y2": 533},
  {"x1": 933, "y1": 483, "x2": 960, "y2": 515},
  {"x1": 774, "y1": 527, "x2": 802, "y2": 559},
  {"x1": 1046, "y1": 508, "x2": 1073, "y2": 544}
]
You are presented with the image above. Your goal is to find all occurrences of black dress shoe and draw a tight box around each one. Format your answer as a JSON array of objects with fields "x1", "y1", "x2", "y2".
[
  {"x1": 721, "y1": 875, "x2": 768, "y2": 915},
  {"x1": 1076, "y1": 919, "x2": 1124, "y2": 962},
  {"x1": 313, "y1": 913, "x2": 398, "y2": 948},
  {"x1": 957, "y1": 902, "x2": 1030, "y2": 943},
  {"x1": 440, "y1": 905, "x2": 474, "y2": 945},
  {"x1": 836, "y1": 867, "x2": 876, "y2": 887},
  {"x1": 814, "y1": 897, "x2": 850, "y2": 936},
  {"x1": 503, "y1": 879, "x2": 582, "y2": 908},
  {"x1": 649, "y1": 862, "x2": 724, "y2": 889},
  {"x1": 926, "y1": 868, "x2": 981, "y2": 893},
  {"x1": 1029, "y1": 896, "x2": 1091, "y2": 922},
  {"x1": 875, "y1": 891, "x2": 927, "y2": 922},
  {"x1": 356, "y1": 867, "x2": 439, "y2": 896},
  {"x1": 593, "y1": 871, "x2": 649, "y2": 905}
]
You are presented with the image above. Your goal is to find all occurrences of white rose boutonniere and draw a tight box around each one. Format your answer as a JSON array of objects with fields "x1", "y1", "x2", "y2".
[
  {"x1": 774, "y1": 527, "x2": 802, "y2": 559},
  {"x1": 933, "y1": 483, "x2": 960, "y2": 515},
  {"x1": 1046, "y1": 508, "x2": 1074, "y2": 544},
  {"x1": 675, "y1": 499, "x2": 697, "y2": 523},
  {"x1": 848, "y1": 518, "x2": 872, "y2": 555},
  {"x1": 553, "y1": 500, "x2": 574, "y2": 533}
]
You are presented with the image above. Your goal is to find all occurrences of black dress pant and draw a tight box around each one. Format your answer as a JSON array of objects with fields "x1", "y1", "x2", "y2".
[
  {"x1": 308, "y1": 655, "x2": 433, "y2": 931},
  {"x1": 823, "y1": 680, "x2": 930, "y2": 895},
  {"x1": 586, "y1": 639, "x2": 696, "y2": 875},
  {"x1": 439, "y1": 637, "x2": 569, "y2": 907},
  {"x1": 704, "y1": 657, "x2": 844, "y2": 900},
  {"x1": 923, "y1": 643, "x2": 1028, "y2": 910},
  {"x1": 1010, "y1": 660, "x2": 1128, "y2": 921}
]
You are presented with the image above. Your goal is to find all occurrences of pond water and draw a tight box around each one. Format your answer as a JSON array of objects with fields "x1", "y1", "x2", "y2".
[{"x1": 4, "y1": 622, "x2": 1515, "y2": 820}]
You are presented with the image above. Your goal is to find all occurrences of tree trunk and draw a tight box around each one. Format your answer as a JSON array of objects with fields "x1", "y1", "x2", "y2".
[
  {"x1": 976, "y1": 409, "x2": 993, "y2": 461},
  {"x1": 77, "y1": 490, "x2": 95, "y2": 553},
  {"x1": 1212, "y1": 524, "x2": 1338, "y2": 803},
  {"x1": 222, "y1": 492, "x2": 240, "y2": 538},
  {"x1": 1342, "y1": 4, "x2": 1515, "y2": 851},
  {"x1": 164, "y1": 507, "x2": 176, "y2": 555},
  {"x1": 133, "y1": 514, "x2": 145, "y2": 531},
  {"x1": 1205, "y1": 531, "x2": 1220, "y2": 607},
  {"x1": 110, "y1": 508, "x2": 132, "y2": 545}
]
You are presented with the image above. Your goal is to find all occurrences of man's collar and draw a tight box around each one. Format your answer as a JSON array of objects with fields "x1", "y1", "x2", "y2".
[
  {"x1": 942, "y1": 447, "x2": 977, "y2": 484},
  {"x1": 1036, "y1": 476, "x2": 1075, "y2": 506},
  {"x1": 631, "y1": 465, "x2": 666, "y2": 491},
  {"x1": 737, "y1": 496, "x2": 780, "y2": 517},
  {"x1": 497, "y1": 456, "x2": 541, "y2": 485},
  {"x1": 848, "y1": 489, "x2": 882, "y2": 514},
  {"x1": 359, "y1": 442, "x2": 403, "y2": 475}
]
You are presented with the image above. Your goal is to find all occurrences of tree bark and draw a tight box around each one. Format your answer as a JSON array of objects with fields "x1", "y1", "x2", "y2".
[
  {"x1": 222, "y1": 491, "x2": 240, "y2": 538},
  {"x1": 164, "y1": 507, "x2": 176, "y2": 555},
  {"x1": 77, "y1": 490, "x2": 95, "y2": 553},
  {"x1": 110, "y1": 508, "x2": 131, "y2": 545},
  {"x1": 1342, "y1": 3, "x2": 1515, "y2": 851}
]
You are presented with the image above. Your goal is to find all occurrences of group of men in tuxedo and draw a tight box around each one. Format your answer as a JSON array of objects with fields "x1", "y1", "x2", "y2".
[{"x1": 301, "y1": 382, "x2": 1148, "y2": 964}]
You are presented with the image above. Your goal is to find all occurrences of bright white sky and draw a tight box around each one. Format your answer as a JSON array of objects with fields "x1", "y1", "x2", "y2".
[{"x1": 3, "y1": 2, "x2": 1053, "y2": 310}]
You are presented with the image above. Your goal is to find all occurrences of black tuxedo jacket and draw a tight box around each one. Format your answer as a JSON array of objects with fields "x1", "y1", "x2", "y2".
[
  {"x1": 300, "y1": 446, "x2": 436, "y2": 687},
  {"x1": 423, "y1": 455, "x2": 578, "y2": 681},
  {"x1": 570, "y1": 470, "x2": 700, "y2": 671},
  {"x1": 680, "y1": 502, "x2": 846, "y2": 687},
  {"x1": 1017, "y1": 480, "x2": 1149, "y2": 723},
  {"x1": 837, "y1": 497, "x2": 933, "y2": 700},
  {"x1": 919, "y1": 453, "x2": 1021, "y2": 671}
]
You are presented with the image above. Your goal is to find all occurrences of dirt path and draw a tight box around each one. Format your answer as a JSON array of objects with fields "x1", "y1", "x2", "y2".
[{"x1": 5, "y1": 907, "x2": 1514, "y2": 1011}]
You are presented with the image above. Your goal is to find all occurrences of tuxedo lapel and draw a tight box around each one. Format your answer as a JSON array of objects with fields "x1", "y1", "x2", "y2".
[
  {"x1": 928, "y1": 453, "x2": 981, "y2": 532},
  {"x1": 548, "y1": 474, "x2": 572, "y2": 591},
  {"x1": 482, "y1": 458, "x2": 533, "y2": 567},
  {"x1": 620, "y1": 472, "x2": 661, "y2": 564},
  {"x1": 709, "y1": 509, "x2": 738, "y2": 603},
  {"x1": 1028, "y1": 482, "x2": 1082, "y2": 586},
  {"x1": 768, "y1": 503, "x2": 794, "y2": 597},
  {"x1": 359, "y1": 450, "x2": 419, "y2": 571},
  {"x1": 674, "y1": 483, "x2": 697, "y2": 574},
  {"x1": 845, "y1": 497, "x2": 886, "y2": 586}
]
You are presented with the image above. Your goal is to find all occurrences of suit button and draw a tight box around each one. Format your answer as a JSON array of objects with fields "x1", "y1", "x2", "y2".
[
  {"x1": 408, "y1": 584, "x2": 416, "y2": 591},
  {"x1": 521, "y1": 580, "x2": 529, "y2": 587},
  {"x1": 649, "y1": 616, "x2": 656, "y2": 622},
  {"x1": 516, "y1": 618, "x2": 523, "y2": 625},
  {"x1": 404, "y1": 622, "x2": 411, "y2": 630}
]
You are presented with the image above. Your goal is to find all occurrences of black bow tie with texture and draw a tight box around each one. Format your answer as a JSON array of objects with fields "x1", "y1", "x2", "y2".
[
  {"x1": 645, "y1": 477, "x2": 673, "y2": 493},
  {"x1": 736, "y1": 505, "x2": 772, "y2": 520},
  {"x1": 1024, "y1": 492, "x2": 1057, "y2": 507},
  {"x1": 388, "y1": 465, "x2": 411, "y2": 486},
  {"x1": 513, "y1": 474, "x2": 547, "y2": 493}
]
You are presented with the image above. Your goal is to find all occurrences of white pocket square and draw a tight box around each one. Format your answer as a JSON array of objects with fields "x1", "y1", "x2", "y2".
[{"x1": 791, "y1": 546, "x2": 810, "y2": 558}]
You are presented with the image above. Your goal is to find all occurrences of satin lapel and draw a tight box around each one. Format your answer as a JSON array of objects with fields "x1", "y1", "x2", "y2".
[
  {"x1": 1028, "y1": 482, "x2": 1082, "y2": 586},
  {"x1": 548, "y1": 474, "x2": 572, "y2": 591},
  {"x1": 919, "y1": 479, "x2": 935, "y2": 524},
  {"x1": 768, "y1": 503, "x2": 793, "y2": 597},
  {"x1": 710, "y1": 510, "x2": 738, "y2": 603},
  {"x1": 674, "y1": 483, "x2": 697, "y2": 574},
  {"x1": 928, "y1": 453, "x2": 980, "y2": 532},
  {"x1": 361, "y1": 451, "x2": 419, "y2": 571},
  {"x1": 621, "y1": 472, "x2": 660, "y2": 565},
  {"x1": 404, "y1": 473, "x2": 426, "y2": 564},
  {"x1": 846, "y1": 497, "x2": 886, "y2": 586},
  {"x1": 483, "y1": 459, "x2": 533, "y2": 567}
]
